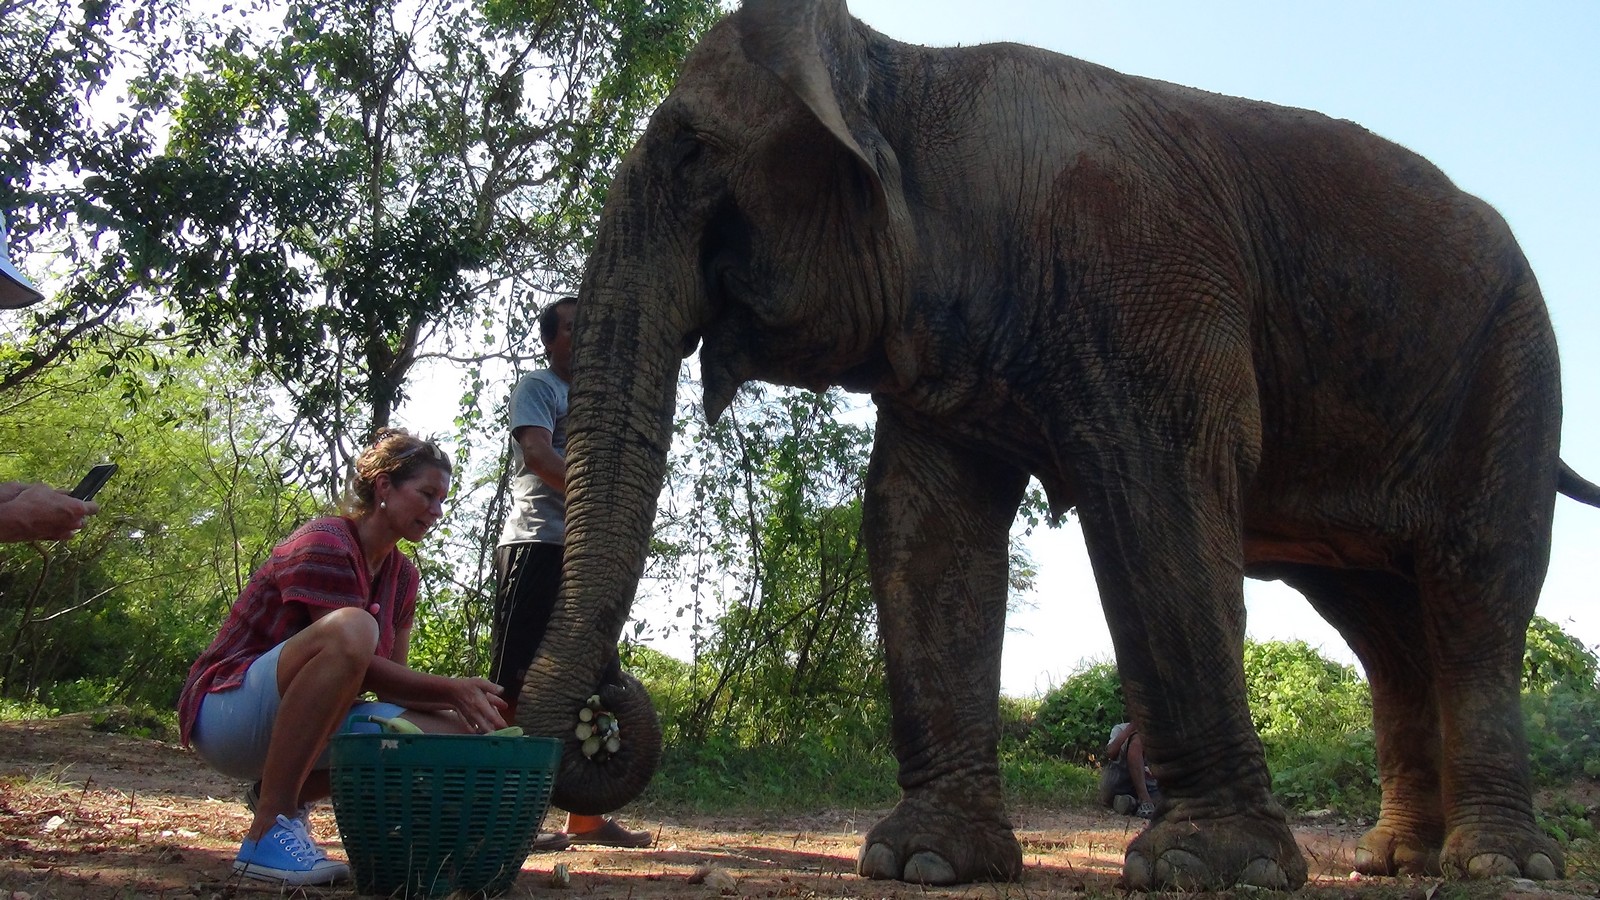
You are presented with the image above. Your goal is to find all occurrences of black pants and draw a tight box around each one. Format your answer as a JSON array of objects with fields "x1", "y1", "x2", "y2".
[{"x1": 491, "y1": 542, "x2": 562, "y2": 701}]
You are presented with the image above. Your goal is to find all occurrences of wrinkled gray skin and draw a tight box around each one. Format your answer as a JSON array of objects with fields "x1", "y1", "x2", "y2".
[{"x1": 515, "y1": 0, "x2": 1600, "y2": 890}]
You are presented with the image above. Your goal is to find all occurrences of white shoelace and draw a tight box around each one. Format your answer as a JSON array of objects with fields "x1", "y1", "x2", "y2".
[{"x1": 274, "y1": 815, "x2": 331, "y2": 862}]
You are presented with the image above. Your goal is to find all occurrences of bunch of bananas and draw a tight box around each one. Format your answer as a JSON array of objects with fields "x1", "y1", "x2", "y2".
[{"x1": 574, "y1": 694, "x2": 622, "y2": 760}]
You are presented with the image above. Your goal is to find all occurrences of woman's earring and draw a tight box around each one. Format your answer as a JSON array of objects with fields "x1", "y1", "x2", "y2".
[{"x1": 380, "y1": 500, "x2": 387, "y2": 510}]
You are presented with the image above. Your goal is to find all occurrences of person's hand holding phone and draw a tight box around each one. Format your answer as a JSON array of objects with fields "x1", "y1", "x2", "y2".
[{"x1": 0, "y1": 482, "x2": 100, "y2": 542}]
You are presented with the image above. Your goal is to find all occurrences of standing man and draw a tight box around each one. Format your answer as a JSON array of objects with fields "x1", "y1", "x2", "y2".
[{"x1": 493, "y1": 295, "x2": 653, "y2": 850}]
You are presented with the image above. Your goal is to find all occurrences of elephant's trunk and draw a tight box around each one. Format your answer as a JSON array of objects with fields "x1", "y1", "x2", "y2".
[{"x1": 517, "y1": 195, "x2": 705, "y2": 813}]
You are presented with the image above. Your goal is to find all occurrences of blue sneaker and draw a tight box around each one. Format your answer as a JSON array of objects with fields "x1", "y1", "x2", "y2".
[{"x1": 233, "y1": 814, "x2": 350, "y2": 885}]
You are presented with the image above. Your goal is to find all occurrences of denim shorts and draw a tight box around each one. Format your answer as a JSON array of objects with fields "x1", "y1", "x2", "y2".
[{"x1": 191, "y1": 642, "x2": 405, "y2": 781}]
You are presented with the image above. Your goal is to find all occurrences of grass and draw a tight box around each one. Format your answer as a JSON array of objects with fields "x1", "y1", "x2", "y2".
[
  {"x1": 1569, "y1": 837, "x2": 1600, "y2": 883},
  {"x1": 635, "y1": 733, "x2": 1094, "y2": 814},
  {"x1": 639, "y1": 735, "x2": 901, "y2": 812},
  {"x1": 0, "y1": 697, "x2": 59, "y2": 721}
]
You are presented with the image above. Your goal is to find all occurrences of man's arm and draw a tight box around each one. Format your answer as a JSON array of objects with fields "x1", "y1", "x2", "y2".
[
  {"x1": 1106, "y1": 724, "x2": 1134, "y2": 761},
  {"x1": 0, "y1": 482, "x2": 99, "y2": 542},
  {"x1": 515, "y1": 425, "x2": 566, "y2": 494}
]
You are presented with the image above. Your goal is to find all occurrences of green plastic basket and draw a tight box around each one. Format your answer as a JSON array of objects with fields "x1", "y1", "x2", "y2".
[{"x1": 329, "y1": 727, "x2": 562, "y2": 897}]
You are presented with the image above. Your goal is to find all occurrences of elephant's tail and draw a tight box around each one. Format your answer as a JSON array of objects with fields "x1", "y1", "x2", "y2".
[{"x1": 1558, "y1": 460, "x2": 1600, "y2": 508}]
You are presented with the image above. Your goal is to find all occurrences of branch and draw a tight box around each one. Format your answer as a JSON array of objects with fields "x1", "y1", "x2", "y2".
[{"x1": 31, "y1": 562, "x2": 211, "y2": 624}]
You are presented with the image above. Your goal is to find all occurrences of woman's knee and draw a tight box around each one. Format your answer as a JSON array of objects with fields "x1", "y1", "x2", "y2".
[{"x1": 296, "y1": 607, "x2": 379, "y2": 663}]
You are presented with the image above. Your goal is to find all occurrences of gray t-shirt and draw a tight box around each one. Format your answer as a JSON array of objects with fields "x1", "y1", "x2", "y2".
[{"x1": 499, "y1": 368, "x2": 568, "y2": 546}]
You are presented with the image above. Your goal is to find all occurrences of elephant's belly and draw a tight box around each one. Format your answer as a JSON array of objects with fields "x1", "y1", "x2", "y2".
[{"x1": 1242, "y1": 533, "x2": 1402, "y2": 574}]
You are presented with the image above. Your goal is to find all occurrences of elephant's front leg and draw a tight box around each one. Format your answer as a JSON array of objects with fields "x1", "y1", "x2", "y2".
[{"x1": 856, "y1": 410, "x2": 1029, "y2": 885}]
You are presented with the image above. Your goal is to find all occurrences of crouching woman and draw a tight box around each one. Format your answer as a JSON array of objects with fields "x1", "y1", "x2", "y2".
[{"x1": 178, "y1": 429, "x2": 508, "y2": 885}]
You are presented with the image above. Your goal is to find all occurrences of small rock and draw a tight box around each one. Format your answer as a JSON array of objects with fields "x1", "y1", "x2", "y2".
[
  {"x1": 705, "y1": 869, "x2": 738, "y2": 895},
  {"x1": 689, "y1": 864, "x2": 739, "y2": 893},
  {"x1": 41, "y1": 816, "x2": 65, "y2": 833},
  {"x1": 548, "y1": 862, "x2": 570, "y2": 888}
]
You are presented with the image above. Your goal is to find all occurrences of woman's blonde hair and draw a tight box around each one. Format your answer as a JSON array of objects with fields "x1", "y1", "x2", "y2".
[{"x1": 343, "y1": 428, "x2": 453, "y2": 517}]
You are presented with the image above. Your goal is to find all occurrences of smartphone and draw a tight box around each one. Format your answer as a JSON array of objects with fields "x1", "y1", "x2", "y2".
[{"x1": 69, "y1": 463, "x2": 118, "y2": 501}]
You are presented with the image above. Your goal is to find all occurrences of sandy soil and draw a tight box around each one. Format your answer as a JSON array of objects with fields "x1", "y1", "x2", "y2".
[{"x1": 0, "y1": 713, "x2": 1593, "y2": 899}]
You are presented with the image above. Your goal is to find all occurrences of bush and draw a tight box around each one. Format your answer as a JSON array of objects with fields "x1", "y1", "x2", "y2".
[
  {"x1": 1266, "y1": 728, "x2": 1379, "y2": 814},
  {"x1": 1001, "y1": 745, "x2": 1097, "y2": 807},
  {"x1": 1523, "y1": 684, "x2": 1600, "y2": 784},
  {"x1": 1523, "y1": 615, "x2": 1600, "y2": 695},
  {"x1": 1027, "y1": 661, "x2": 1123, "y2": 764},
  {"x1": 620, "y1": 643, "x2": 699, "y2": 742},
  {"x1": 1242, "y1": 640, "x2": 1370, "y2": 741},
  {"x1": 998, "y1": 694, "x2": 1037, "y2": 746}
]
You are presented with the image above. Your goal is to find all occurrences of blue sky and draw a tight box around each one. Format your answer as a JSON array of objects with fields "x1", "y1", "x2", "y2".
[{"x1": 839, "y1": 0, "x2": 1600, "y2": 694}]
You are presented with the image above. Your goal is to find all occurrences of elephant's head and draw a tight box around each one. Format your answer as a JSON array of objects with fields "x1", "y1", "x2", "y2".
[{"x1": 514, "y1": 0, "x2": 915, "y2": 811}]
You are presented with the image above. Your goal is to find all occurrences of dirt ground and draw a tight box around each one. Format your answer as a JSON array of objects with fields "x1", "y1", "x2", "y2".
[{"x1": 1, "y1": 714, "x2": 1594, "y2": 899}]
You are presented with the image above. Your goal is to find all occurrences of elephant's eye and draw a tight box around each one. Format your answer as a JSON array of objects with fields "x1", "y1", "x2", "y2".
[{"x1": 671, "y1": 130, "x2": 704, "y2": 172}]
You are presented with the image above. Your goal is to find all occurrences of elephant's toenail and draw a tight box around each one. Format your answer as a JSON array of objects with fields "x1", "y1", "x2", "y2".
[
  {"x1": 1123, "y1": 851, "x2": 1154, "y2": 889},
  {"x1": 1154, "y1": 849, "x2": 1209, "y2": 891},
  {"x1": 857, "y1": 843, "x2": 897, "y2": 880},
  {"x1": 902, "y1": 851, "x2": 957, "y2": 885},
  {"x1": 1523, "y1": 853, "x2": 1559, "y2": 881},
  {"x1": 1240, "y1": 858, "x2": 1288, "y2": 890},
  {"x1": 1466, "y1": 852, "x2": 1517, "y2": 878}
]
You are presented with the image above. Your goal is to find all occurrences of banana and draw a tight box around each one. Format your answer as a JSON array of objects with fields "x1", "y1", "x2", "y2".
[{"x1": 369, "y1": 715, "x2": 425, "y2": 735}]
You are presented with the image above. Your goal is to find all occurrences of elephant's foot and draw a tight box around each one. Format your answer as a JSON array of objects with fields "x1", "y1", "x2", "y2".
[
  {"x1": 1440, "y1": 823, "x2": 1564, "y2": 880},
  {"x1": 1123, "y1": 807, "x2": 1307, "y2": 891},
  {"x1": 1351, "y1": 821, "x2": 1442, "y2": 876},
  {"x1": 856, "y1": 798, "x2": 1023, "y2": 885}
]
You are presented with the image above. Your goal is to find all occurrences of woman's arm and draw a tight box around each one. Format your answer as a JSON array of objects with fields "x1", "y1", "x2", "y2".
[
  {"x1": 361, "y1": 654, "x2": 508, "y2": 731},
  {"x1": 390, "y1": 624, "x2": 411, "y2": 668}
]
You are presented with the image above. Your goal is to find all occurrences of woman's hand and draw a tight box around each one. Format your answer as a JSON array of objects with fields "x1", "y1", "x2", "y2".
[
  {"x1": 361, "y1": 656, "x2": 511, "y2": 733},
  {"x1": 437, "y1": 675, "x2": 509, "y2": 733}
]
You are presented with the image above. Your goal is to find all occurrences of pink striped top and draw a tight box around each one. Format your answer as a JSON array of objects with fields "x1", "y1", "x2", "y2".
[{"x1": 177, "y1": 516, "x2": 418, "y2": 746}]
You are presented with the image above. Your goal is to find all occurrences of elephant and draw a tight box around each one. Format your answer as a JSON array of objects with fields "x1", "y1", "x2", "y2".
[{"x1": 514, "y1": 0, "x2": 1600, "y2": 890}]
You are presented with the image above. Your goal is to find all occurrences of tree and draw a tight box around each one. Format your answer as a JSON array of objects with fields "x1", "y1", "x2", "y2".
[
  {"x1": 5, "y1": 0, "x2": 721, "y2": 501},
  {"x1": 4, "y1": 0, "x2": 725, "y2": 689},
  {"x1": 0, "y1": 0, "x2": 207, "y2": 389},
  {"x1": 635, "y1": 372, "x2": 1051, "y2": 746},
  {"x1": 640, "y1": 385, "x2": 884, "y2": 744}
]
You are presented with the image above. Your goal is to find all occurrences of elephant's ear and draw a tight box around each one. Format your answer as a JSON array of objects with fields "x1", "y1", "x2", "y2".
[{"x1": 738, "y1": 0, "x2": 903, "y2": 221}]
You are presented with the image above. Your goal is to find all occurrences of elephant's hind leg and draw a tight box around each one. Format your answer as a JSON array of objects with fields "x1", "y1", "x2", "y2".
[
  {"x1": 1421, "y1": 271, "x2": 1563, "y2": 879},
  {"x1": 856, "y1": 411, "x2": 1028, "y2": 885},
  {"x1": 1417, "y1": 559, "x2": 1563, "y2": 880},
  {"x1": 1285, "y1": 567, "x2": 1446, "y2": 876}
]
